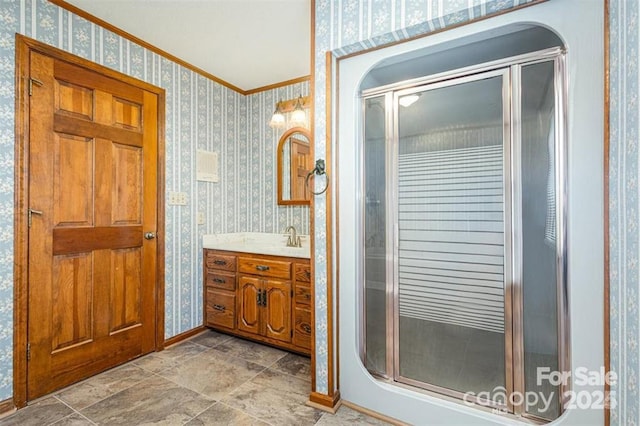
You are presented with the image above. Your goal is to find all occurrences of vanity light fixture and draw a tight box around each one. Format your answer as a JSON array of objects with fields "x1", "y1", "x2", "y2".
[
  {"x1": 399, "y1": 93, "x2": 421, "y2": 107},
  {"x1": 289, "y1": 95, "x2": 307, "y2": 127},
  {"x1": 269, "y1": 100, "x2": 286, "y2": 128}
]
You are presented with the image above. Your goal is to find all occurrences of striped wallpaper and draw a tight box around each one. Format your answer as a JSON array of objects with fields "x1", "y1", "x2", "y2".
[
  {"x1": 609, "y1": 0, "x2": 640, "y2": 424},
  {"x1": 0, "y1": 0, "x2": 308, "y2": 401}
]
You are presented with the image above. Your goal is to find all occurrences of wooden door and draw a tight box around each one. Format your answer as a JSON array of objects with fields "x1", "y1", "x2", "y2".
[
  {"x1": 238, "y1": 276, "x2": 261, "y2": 335},
  {"x1": 290, "y1": 137, "x2": 311, "y2": 200},
  {"x1": 27, "y1": 51, "x2": 159, "y2": 399},
  {"x1": 263, "y1": 279, "x2": 292, "y2": 343}
]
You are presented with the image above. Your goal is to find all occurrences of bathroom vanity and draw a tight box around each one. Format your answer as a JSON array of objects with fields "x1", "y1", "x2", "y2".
[{"x1": 202, "y1": 233, "x2": 311, "y2": 355}]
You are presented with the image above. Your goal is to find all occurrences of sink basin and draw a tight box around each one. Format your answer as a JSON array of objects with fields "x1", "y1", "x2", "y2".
[{"x1": 202, "y1": 232, "x2": 310, "y2": 259}]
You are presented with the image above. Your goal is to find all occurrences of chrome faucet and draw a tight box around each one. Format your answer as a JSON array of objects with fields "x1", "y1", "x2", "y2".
[{"x1": 285, "y1": 225, "x2": 302, "y2": 248}]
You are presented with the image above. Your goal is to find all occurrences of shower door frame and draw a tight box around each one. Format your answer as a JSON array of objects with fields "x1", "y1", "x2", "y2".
[{"x1": 360, "y1": 46, "x2": 568, "y2": 419}]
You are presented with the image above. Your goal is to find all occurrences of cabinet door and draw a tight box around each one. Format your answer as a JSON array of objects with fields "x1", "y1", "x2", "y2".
[
  {"x1": 263, "y1": 279, "x2": 292, "y2": 343},
  {"x1": 293, "y1": 306, "x2": 312, "y2": 350},
  {"x1": 237, "y1": 276, "x2": 261, "y2": 335}
]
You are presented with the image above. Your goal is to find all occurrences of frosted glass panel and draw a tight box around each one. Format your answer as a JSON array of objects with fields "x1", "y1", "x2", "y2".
[
  {"x1": 521, "y1": 61, "x2": 560, "y2": 420},
  {"x1": 364, "y1": 96, "x2": 387, "y2": 375},
  {"x1": 396, "y1": 76, "x2": 506, "y2": 395}
]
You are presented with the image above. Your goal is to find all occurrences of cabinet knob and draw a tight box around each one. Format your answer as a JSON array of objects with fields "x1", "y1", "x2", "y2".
[{"x1": 301, "y1": 324, "x2": 311, "y2": 333}]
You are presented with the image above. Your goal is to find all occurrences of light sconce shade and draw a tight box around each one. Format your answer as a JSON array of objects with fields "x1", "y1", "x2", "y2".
[
  {"x1": 289, "y1": 95, "x2": 307, "y2": 127},
  {"x1": 269, "y1": 100, "x2": 286, "y2": 128},
  {"x1": 399, "y1": 94, "x2": 420, "y2": 107}
]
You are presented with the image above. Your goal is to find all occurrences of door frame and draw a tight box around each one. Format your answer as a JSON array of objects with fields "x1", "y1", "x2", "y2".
[{"x1": 13, "y1": 34, "x2": 166, "y2": 409}]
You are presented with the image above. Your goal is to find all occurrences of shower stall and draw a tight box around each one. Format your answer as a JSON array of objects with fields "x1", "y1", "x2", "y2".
[{"x1": 360, "y1": 45, "x2": 567, "y2": 421}]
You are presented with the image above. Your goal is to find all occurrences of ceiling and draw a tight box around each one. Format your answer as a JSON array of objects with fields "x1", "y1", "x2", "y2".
[{"x1": 65, "y1": 0, "x2": 311, "y2": 92}]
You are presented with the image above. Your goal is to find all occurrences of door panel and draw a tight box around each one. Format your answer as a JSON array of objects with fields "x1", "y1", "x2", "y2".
[
  {"x1": 238, "y1": 276, "x2": 261, "y2": 335},
  {"x1": 264, "y1": 279, "x2": 292, "y2": 343},
  {"x1": 51, "y1": 252, "x2": 93, "y2": 351},
  {"x1": 110, "y1": 248, "x2": 143, "y2": 333},
  {"x1": 27, "y1": 50, "x2": 158, "y2": 400},
  {"x1": 290, "y1": 138, "x2": 310, "y2": 200}
]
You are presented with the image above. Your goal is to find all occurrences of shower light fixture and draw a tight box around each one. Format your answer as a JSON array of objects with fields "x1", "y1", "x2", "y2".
[
  {"x1": 269, "y1": 100, "x2": 286, "y2": 128},
  {"x1": 399, "y1": 94, "x2": 420, "y2": 107}
]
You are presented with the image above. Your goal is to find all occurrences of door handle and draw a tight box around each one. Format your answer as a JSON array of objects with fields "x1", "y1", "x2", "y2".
[{"x1": 144, "y1": 232, "x2": 156, "y2": 240}]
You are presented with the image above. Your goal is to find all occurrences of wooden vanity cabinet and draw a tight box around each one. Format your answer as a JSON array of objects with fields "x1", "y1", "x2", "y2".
[
  {"x1": 204, "y1": 249, "x2": 311, "y2": 355},
  {"x1": 293, "y1": 263, "x2": 312, "y2": 350},
  {"x1": 204, "y1": 251, "x2": 237, "y2": 331}
]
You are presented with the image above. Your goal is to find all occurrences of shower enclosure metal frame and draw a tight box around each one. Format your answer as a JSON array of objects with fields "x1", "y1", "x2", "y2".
[{"x1": 359, "y1": 46, "x2": 568, "y2": 421}]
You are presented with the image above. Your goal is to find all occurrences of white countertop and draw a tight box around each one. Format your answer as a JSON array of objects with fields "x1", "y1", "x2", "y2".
[{"x1": 203, "y1": 232, "x2": 310, "y2": 259}]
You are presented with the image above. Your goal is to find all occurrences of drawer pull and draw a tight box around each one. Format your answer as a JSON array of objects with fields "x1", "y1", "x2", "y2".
[
  {"x1": 305, "y1": 271, "x2": 311, "y2": 278},
  {"x1": 213, "y1": 260, "x2": 227, "y2": 266},
  {"x1": 305, "y1": 294, "x2": 311, "y2": 300},
  {"x1": 301, "y1": 324, "x2": 311, "y2": 333},
  {"x1": 256, "y1": 265, "x2": 270, "y2": 272},
  {"x1": 213, "y1": 278, "x2": 226, "y2": 284},
  {"x1": 213, "y1": 304, "x2": 226, "y2": 312}
]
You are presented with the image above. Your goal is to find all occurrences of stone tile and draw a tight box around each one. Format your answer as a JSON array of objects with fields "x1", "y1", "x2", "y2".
[
  {"x1": 188, "y1": 330, "x2": 234, "y2": 348},
  {"x1": 225, "y1": 368, "x2": 320, "y2": 425},
  {"x1": 80, "y1": 376, "x2": 214, "y2": 425},
  {"x1": 159, "y1": 351, "x2": 265, "y2": 400},
  {"x1": 51, "y1": 413, "x2": 95, "y2": 426},
  {"x1": 131, "y1": 353, "x2": 177, "y2": 374},
  {"x1": 0, "y1": 397, "x2": 73, "y2": 426},
  {"x1": 155, "y1": 341, "x2": 209, "y2": 362},
  {"x1": 133, "y1": 341, "x2": 209, "y2": 374},
  {"x1": 269, "y1": 353, "x2": 311, "y2": 381},
  {"x1": 185, "y1": 402, "x2": 268, "y2": 426},
  {"x1": 211, "y1": 337, "x2": 287, "y2": 367},
  {"x1": 56, "y1": 364, "x2": 150, "y2": 410},
  {"x1": 316, "y1": 406, "x2": 391, "y2": 425}
]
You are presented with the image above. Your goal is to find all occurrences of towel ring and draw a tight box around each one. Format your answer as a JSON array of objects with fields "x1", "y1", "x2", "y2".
[{"x1": 305, "y1": 159, "x2": 330, "y2": 195}]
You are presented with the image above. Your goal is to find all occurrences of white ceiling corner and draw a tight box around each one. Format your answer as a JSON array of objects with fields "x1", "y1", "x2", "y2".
[{"x1": 65, "y1": 0, "x2": 311, "y2": 92}]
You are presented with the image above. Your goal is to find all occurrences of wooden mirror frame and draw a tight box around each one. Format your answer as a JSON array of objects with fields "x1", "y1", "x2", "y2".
[{"x1": 277, "y1": 127, "x2": 312, "y2": 206}]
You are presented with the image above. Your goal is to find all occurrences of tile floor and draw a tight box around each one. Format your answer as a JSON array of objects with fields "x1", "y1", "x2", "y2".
[{"x1": 0, "y1": 330, "x2": 389, "y2": 425}]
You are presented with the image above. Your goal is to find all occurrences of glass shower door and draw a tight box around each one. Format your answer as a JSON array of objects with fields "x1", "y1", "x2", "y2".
[{"x1": 393, "y1": 70, "x2": 510, "y2": 401}]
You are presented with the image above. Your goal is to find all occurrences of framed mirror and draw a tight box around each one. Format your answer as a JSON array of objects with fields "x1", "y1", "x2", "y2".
[{"x1": 277, "y1": 127, "x2": 312, "y2": 205}]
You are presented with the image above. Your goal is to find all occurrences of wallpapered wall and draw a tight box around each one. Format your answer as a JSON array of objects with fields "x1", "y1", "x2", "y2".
[
  {"x1": 312, "y1": 0, "x2": 540, "y2": 395},
  {"x1": 609, "y1": 0, "x2": 639, "y2": 424},
  {"x1": 0, "y1": 0, "x2": 309, "y2": 401}
]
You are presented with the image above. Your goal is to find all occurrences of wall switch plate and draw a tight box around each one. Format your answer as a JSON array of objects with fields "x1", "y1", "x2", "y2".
[
  {"x1": 197, "y1": 212, "x2": 205, "y2": 225},
  {"x1": 168, "y1": 192, "x2": 188, "y2": 205}
]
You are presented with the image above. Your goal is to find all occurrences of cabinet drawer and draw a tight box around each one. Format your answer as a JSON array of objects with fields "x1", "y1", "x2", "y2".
[
  {"x1": 205, "y1": 251, "x2": 236, "y2": 272},
  {"x1": 238, "y1": 257, "x2": 291, "y2": 279},
  {"x1": 205, "y1": 271, "x2": 235, "y2": 291},
  {"x1": 293, "y1": 306, "x2": 312, "y2": 350},
  {"x1": 205, "y1": 289, "x2": 235, "y2": 329},
  {"x1": 295, "y1": 263, "x2": 311, "y2": 283},
  {"x1": 295, "y1": 284, "x2": 311, "y2": 306}
]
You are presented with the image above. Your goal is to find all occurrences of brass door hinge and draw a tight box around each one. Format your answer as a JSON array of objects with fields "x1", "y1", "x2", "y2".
[
  {"x1": 27, "y1": 343, "x2": 31, "y2": 361},
  {"x1": 28, "y1": 77, "x2": 44, "y2": 96},
  {"x1": 28, "y1": 208, "x2": 43, "y2": 228}
]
